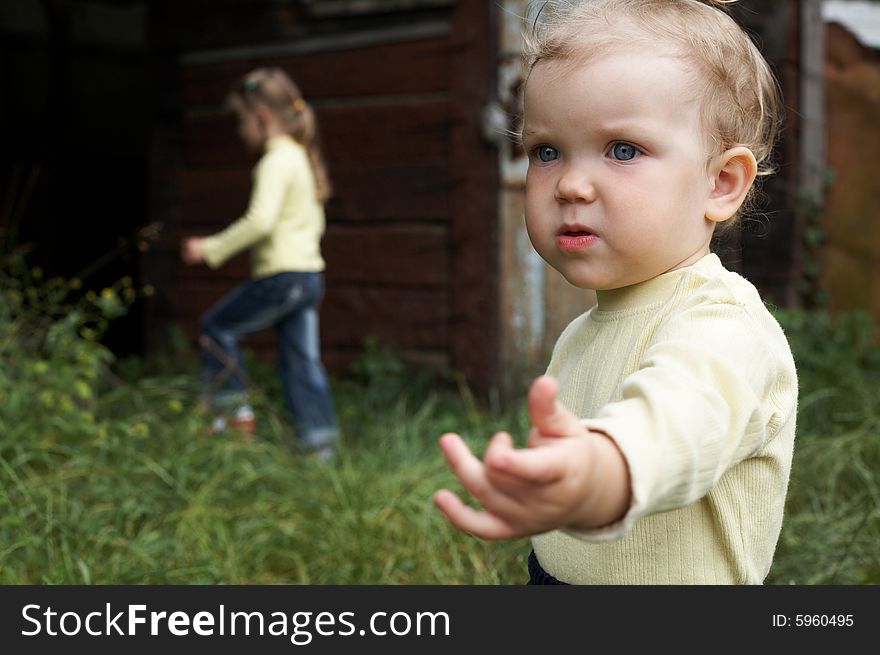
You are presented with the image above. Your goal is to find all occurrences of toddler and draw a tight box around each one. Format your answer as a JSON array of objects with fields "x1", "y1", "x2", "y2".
[{"x1": 435, "y1": 0, "x2": 798, "y2": 584}]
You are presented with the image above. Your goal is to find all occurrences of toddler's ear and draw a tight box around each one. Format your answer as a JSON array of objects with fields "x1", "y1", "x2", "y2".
[{"x1": 705, "y1": 147, "x2": 758, "y2": 223}]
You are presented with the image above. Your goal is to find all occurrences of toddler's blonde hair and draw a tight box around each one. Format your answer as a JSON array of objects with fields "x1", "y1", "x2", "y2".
[{"x1": 523, "y1": 0, "x2": 782, "y2": 214}]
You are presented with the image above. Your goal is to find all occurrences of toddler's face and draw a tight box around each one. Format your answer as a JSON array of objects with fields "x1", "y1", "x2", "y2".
[{"x1": 522, "y1": 51, "x2": 718, "y2": 290}]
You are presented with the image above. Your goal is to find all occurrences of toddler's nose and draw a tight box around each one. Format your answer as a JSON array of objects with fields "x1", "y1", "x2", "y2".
[{"x1": 554, "y1": 164, "x2": 597, "y2": 203}]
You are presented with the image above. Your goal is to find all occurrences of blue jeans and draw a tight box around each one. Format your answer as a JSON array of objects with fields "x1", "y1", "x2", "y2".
[{"x1": 199, "y1": 271, "x2": 338, "y2": 449}]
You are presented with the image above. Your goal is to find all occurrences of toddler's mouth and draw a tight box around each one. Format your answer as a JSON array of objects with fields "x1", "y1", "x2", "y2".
[
  {"x1": 558, "y1": 225, "x2": 595, "y2": 237},
  {"x1": 556, "y1": 226, "x2": 598, "y2": 252}
]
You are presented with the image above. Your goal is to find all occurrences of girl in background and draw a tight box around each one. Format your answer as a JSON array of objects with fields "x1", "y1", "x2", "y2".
[{"x1": 182, "y1": 67, "x2": 339, "y2": 460}]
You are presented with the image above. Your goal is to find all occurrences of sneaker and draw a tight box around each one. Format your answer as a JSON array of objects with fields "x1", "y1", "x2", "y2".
[
  {"x1": 229, "y1": 415, "x2": 256, "y2": 436},
  {"x1": 209, "y1": 405, "x2": 256, "y2": 437},
  {"x1": 229, "y1": 405, "x2": 256, "y2": 438},
  {"x1": 210, "y1": 415, "x2": 228, "y2": 433},
  {"x1": 312, "y1": 445, "x2": 335, "y2": 461}
]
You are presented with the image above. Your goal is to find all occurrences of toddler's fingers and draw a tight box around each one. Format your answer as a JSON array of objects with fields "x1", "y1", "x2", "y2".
[
  {"x1": 438, "y1": 433, "x2": 494, "y2": 502},
  {"x1": 491, "y1": 444, "x2": 565, "y2": 485},
  {"x1": 433, "y1": 490, "x2": 516, "y2": 540},
  {"x1": 483, "y1": 431, "x2": 514, "y2": 467},
  {"x1": 439, "y1": 432, "x2": 530, "y2": 519},
  {"x1": 438, "y1": 433, "x2": 475, "y2": 469},
  {"x1": 483, "y1": 431, "x2": 530, "y2": 488},
  {"x1": 528, "y1": 375, "x2": 584, "y2": 438}
]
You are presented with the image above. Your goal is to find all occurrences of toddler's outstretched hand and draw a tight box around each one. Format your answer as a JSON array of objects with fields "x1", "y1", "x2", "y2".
[{"x1": 434, "y1": 375, "x2": 630, "y2": 540}]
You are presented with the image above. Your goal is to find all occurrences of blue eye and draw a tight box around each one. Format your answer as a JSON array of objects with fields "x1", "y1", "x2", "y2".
[
  {"x1": 535, "y1": 146, "x2": 559, "y2": 162},
  {"x1": 610, "y1": 143, "x2": 639, "y2": 161}
]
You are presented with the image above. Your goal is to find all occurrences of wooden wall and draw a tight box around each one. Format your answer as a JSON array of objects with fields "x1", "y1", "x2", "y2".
[
  {"x1": 142, "y1": 0, "x2": 807, "y2": 395},
  {"x1": 821, "y1": 22, "x2": 880, "y2": 320},
  {"x1": 143, "y1": 0, "x2": 499, "y2": 392}
]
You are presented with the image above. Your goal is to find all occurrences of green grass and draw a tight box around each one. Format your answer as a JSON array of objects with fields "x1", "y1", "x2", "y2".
[
  {"x1": 0, "y1": 327, "x2": 531, "y2": 584},
  {"x1": 764, "y1": 310, "x2": 880, "y2": 584},
  {"x1": 1, "y1": 294, "x2": 878, "y2": 583}
]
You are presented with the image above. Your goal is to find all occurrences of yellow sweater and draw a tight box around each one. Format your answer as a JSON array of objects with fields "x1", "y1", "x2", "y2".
[
  {"x1": 532, "y1": 254, "x2": 798, "y2": 584},
  {"x1": 201, "y1": 134, "x2": 325, "y2": 277}
]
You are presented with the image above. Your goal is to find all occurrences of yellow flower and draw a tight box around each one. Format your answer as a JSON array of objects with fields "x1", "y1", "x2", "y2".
[
  {"x1": 69, "y1": 278, "x2": 82, "y2": 290},
  {"x1": 86, "y1": 291, "x2": 97, "y2": 302},
  {"x1": 168, "y1": 399, "x2": 184, "y2": 414},
  {"x1": 101, "y1": 288, "x2": 114, "y2": 299},
  {"x1": 128, "y1": 422, "x2": 150, "y2": 438},
  {"x1": 74, "y1": 380, "x2": 93, "y2": 400}
]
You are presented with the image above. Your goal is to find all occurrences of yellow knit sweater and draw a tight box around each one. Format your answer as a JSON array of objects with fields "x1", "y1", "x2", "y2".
[
  {"x1": 532, "y1": 254, "x2": 798, "y2": 584},
  {"x1": 201, "y1": 134, "x2": 325, "y2": 277}
]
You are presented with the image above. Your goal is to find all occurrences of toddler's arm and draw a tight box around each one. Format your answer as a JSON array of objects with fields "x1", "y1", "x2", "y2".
[{"x1": 434, "y1": 376, "x2": 631, "y2": 540}]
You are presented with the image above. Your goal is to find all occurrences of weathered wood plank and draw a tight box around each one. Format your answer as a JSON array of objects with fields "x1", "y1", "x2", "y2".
[
  {"x1": 324, "y1": 161, "x2": 449, "y2": 222},
  {"x1": 447, "y1": 0, "x2": 499, "y2": 394},
  {"x1": 169, "y1": 283, "x2": 449, "y2": 350},
  {"x1": 322, "y1": 286, "x2": 449, "y2": 348},
  {"x1": 176, "y1": 162, "x2": 449, "y2": 226},
  {"x1": 182, "y1": 100, "x2": 451, "y2": 168},
  {"x1": 322, "y1": 225, "x2": 448, "y2": 286},
  {"x1": 177, "y1": 169, "x2": 251, "y2": 227},
  {"x1": 169, "y1": 224, "x2": 449, "y2": 287},
  {"x1": 181, "y1": 37, "x2": 451, "y2": 106}
]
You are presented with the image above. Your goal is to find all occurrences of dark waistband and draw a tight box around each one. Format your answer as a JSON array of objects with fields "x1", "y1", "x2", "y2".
[{"x1": 528, "y1": 550, "x2": 569, "y2": 585}]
